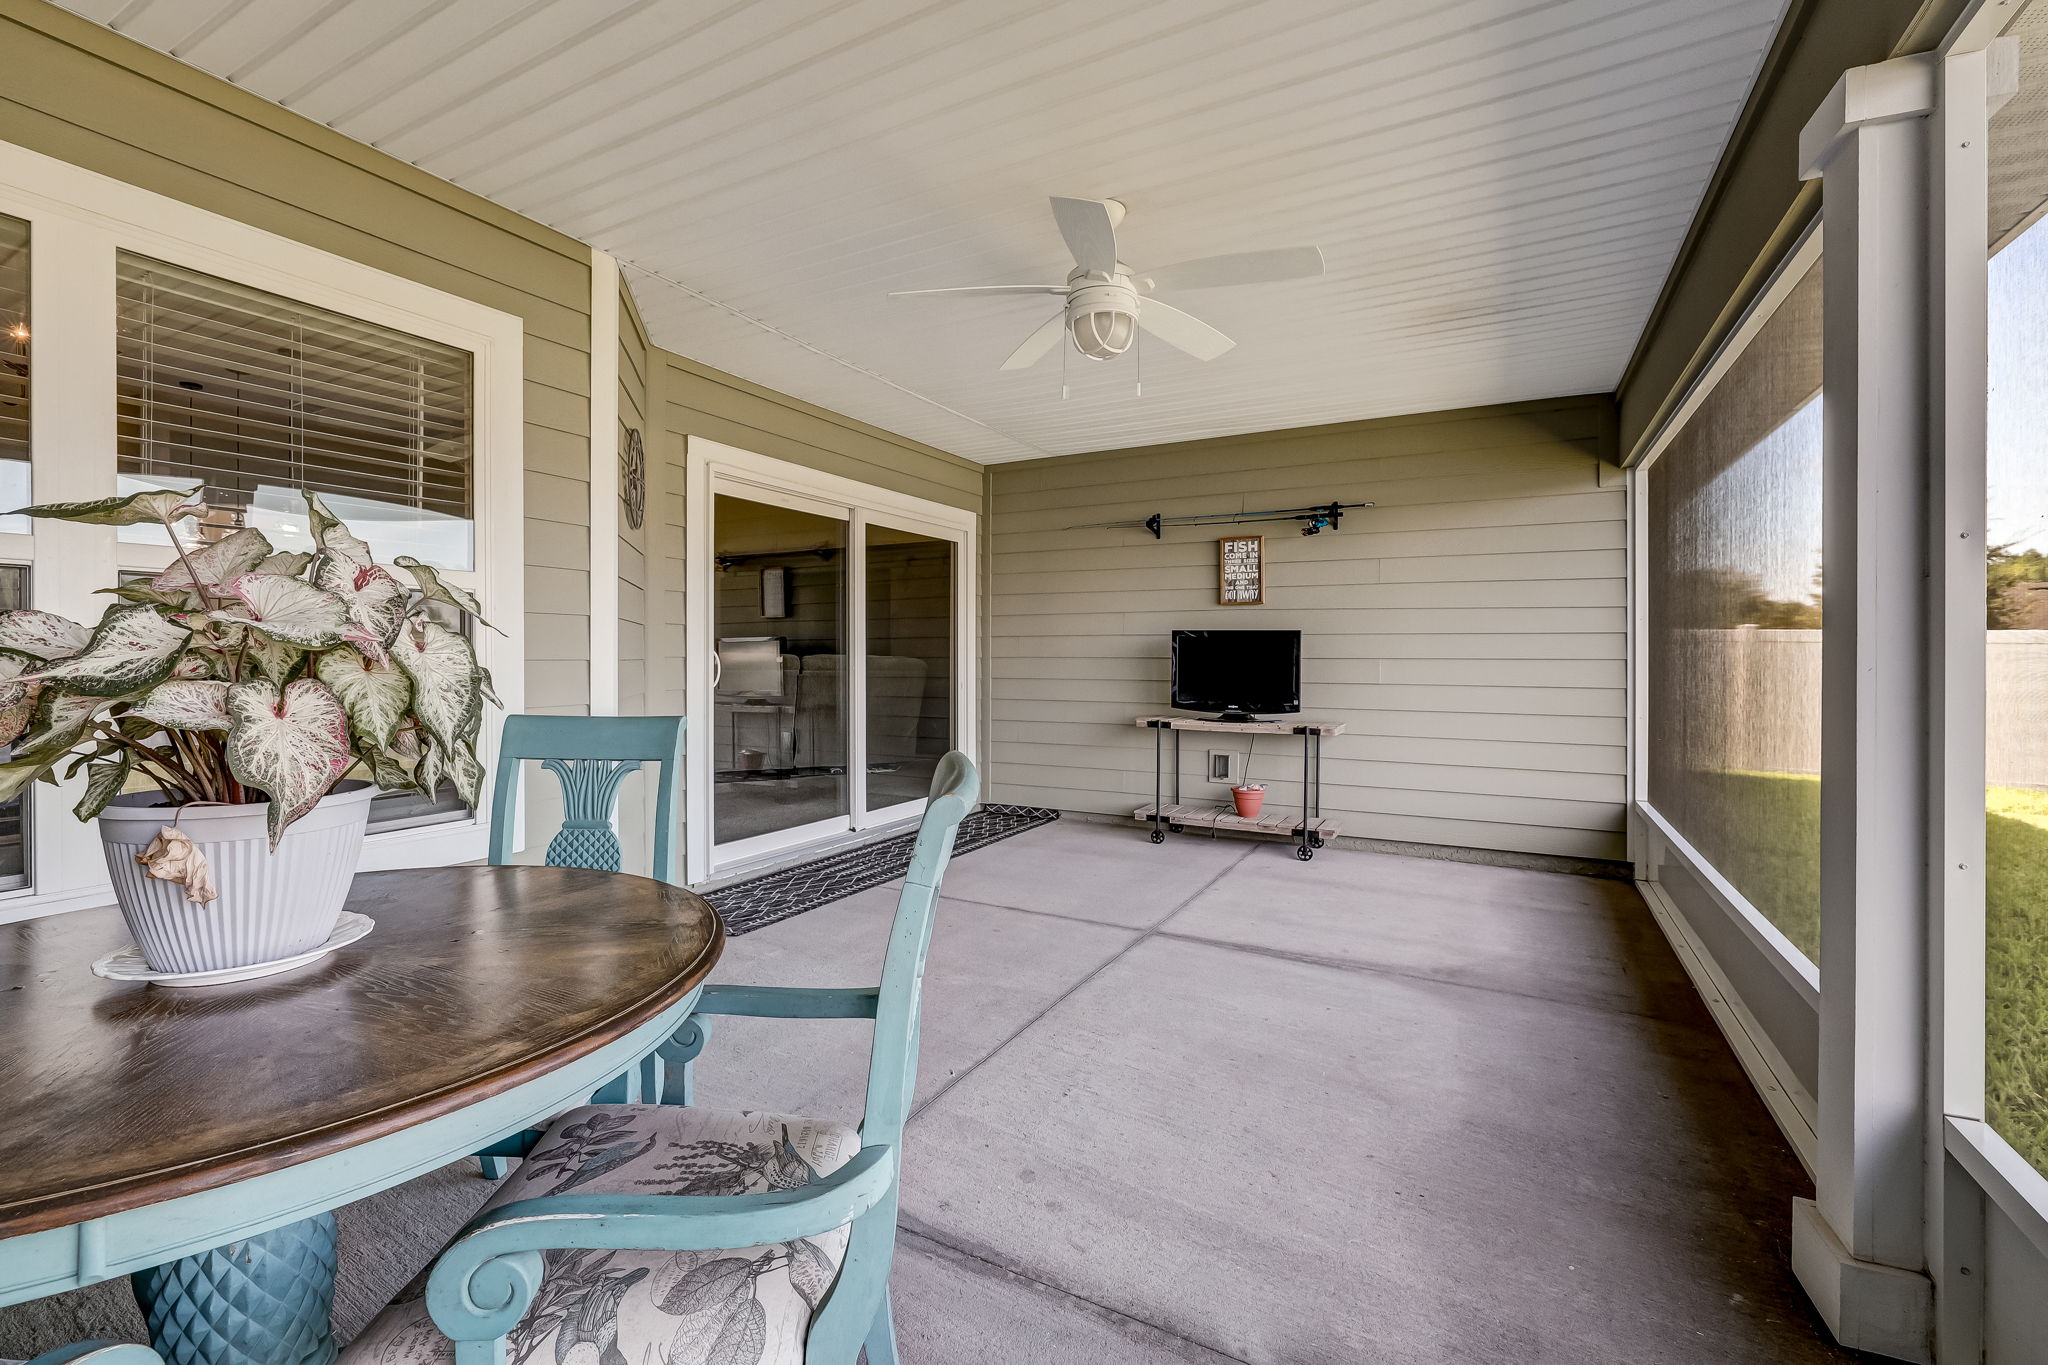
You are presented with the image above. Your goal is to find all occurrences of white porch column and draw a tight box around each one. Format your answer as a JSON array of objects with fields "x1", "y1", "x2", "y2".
[
  {"x1": 1793, "y1": 54, "x2": 1939, "y2": 1363},
  {"x1": 589, "y1": 247, "x2": 622, "y2": 716}
]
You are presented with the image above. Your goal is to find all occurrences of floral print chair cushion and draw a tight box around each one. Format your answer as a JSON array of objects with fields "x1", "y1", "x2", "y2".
[{"x1": 342, "y1": 1105, "x2": 859, "y2": 1365}]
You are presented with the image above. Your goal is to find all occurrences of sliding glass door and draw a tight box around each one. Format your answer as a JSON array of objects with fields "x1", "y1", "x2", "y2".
[
  {"x1": 696, "y1": 456, "x2": 970, "y2": 875},
  {"x1": 863, "y1": 522, "x2": 954, "y2": 820},
  {"x1": 711, "y1": 491, "x2": 850, "y2": 853}
]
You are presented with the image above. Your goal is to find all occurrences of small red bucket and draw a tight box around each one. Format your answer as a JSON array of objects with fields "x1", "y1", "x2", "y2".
[{"x1": 1232, "y1": 785, "x2": 1266, "y2": 818}]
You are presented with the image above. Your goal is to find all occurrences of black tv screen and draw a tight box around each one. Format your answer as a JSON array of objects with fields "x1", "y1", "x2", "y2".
[{"x1": 1171, "y1": 629, "x2": 1301, "y2": 719}]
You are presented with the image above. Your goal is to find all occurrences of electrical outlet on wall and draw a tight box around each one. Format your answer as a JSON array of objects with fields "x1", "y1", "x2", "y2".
[{"x1": 1207, "y1": 749, "x2": 1238, "y2": 785}]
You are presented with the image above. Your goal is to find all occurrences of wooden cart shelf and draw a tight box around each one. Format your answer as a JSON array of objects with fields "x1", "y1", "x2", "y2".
[
  {"x1": 1133, "y1": 803, "x2": 1341, "y2": 840},
  {"x1": 1132, "y1": 715, "x2": 1342, "y2": 859},
  {"x1": 1132, "y1": 716, "x2": 1345, "y2": 735}
]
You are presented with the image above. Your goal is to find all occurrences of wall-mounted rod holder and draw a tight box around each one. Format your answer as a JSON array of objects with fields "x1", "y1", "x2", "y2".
[{"x1": 1070, "y1": 500, "x2": 1369, "y2": 539}]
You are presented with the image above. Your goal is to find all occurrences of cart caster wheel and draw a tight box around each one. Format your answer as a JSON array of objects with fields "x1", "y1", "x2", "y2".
[
  {"x1": 1296, "y1": 846, "x2": 1314, "y2": 861},
  {"x1": 1309, "y1": 835, "x2": 1325, "y2": 849},
  {"x1": 1150, "y1": 829, "x2": 1166, "y2": 844},
  {"x1": 1169, "y1": 823, "x2": 1184, "y2": 834}
]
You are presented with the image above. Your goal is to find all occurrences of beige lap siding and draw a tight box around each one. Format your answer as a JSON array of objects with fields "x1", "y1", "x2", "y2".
[{"x1": 987, "y1": 396, "x2": 1627, "y2": 861}]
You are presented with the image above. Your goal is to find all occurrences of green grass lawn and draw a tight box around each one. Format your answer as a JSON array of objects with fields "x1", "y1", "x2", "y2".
[{"x1": 1675, "y1": 771, "x2": 2048, "y2": 1176}]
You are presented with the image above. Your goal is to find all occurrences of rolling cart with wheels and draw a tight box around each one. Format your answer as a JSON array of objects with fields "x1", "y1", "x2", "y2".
[{"x1": 1131, "y1": 715, "x2": 1343, "y2": 859}]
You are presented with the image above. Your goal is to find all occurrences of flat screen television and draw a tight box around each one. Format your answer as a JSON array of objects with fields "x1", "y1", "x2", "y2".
[{"x1": 1171, "y1": 629, "x2": 1301, "y2": 721}]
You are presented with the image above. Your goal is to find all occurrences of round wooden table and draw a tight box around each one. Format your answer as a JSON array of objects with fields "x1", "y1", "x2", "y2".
[{"x1": 0, "y1": 865, "x2": 723, "y2": 1365}]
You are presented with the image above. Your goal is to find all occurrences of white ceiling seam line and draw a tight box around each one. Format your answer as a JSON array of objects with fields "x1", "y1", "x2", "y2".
[
  {"x1": 167, "y1": 0, "x2": 256, "y2": 59},
  {"x1": 450, "y1": 0, "x2": 1047, "y2": 197},
  {"x1": 270, "y1": 0, "x2": 470, "y2": 107},
  {"x1": 224, "y1": 0, "x2": 357, "y2": 86},
  {"x1": 619, "y1": 258, "x2": 1052, "y2": 463},
  {"x1": 314, "y1": 0, "x2": 569, "y2": 129}
]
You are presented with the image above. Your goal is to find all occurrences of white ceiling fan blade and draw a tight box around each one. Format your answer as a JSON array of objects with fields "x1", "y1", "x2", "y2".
[
  {"x1": 1138, "y1": 299, "x2": 1235, "y2": 361},
  {"x1": 1049, "y1": 197, "x2": 1121, "y2": 276},
  {"x1": 1138, "y1": 246, "x2": 1325, "y2": 293},
  {"x1": 1000, "y1": 313, "x2": 1068, "y2": 371},
  {"x1": 889, "y1": 284, "x2": 1067, "y2": 298}
]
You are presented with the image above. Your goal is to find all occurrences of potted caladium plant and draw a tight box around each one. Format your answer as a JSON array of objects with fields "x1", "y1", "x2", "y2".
[{"x1": 0, "y1": 487, "x2": 497, "y2": 976}]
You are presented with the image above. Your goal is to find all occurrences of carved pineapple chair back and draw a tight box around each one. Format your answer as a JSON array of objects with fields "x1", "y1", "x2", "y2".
[{"x1": 485, "y1": 714, "x2": 687, "y2": 883}]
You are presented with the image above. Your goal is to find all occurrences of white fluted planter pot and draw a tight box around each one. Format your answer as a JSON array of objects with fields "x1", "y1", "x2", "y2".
[{"x1": 97, "y1": 781, "x2": 376, "y2": 974}]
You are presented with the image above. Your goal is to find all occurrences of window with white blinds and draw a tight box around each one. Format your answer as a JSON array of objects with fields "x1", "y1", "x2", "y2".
[
  {"x1": 0, "y1": 213, "x2": 29, "y2": 518},
  {"x1": 115, "y1": 252, "x2": 474, "y2": 567}
]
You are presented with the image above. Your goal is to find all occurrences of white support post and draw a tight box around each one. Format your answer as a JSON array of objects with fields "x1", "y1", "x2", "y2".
[
  {"x1": 589, "y1": 248, "x2": 621, "y2": 717},
  {"x1": 1925, "y1": 39, "x2": 2007, "y2": 1365},
  {"x1": 1793, "y1": 54, "x2": 1940, "y2": 1364}
]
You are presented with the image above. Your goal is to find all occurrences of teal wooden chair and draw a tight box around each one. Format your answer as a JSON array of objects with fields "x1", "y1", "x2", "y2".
[
  {"x1": 486, "y1": 714, "x2": 687, "y2": 885},
  {"x1": 479, "y1": 714, "x2": 688, "y2": 1177},
  {"x1": 340, "y1": 753, "x2": 979, "y2": 1365}
]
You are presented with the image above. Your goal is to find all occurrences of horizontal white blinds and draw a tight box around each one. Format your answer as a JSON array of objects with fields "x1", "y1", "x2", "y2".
[
  {"x1": 116, "y1": 253, "x2": 471, "y2": 521},
  {"x1": 0, "y1": 215, "x2": 25, "y2": 467}
]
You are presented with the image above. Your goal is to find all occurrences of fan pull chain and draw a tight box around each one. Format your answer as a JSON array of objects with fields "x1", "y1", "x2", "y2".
[{"x1": 1060, "y1": 324, "x2": 1070, "y2": 401}]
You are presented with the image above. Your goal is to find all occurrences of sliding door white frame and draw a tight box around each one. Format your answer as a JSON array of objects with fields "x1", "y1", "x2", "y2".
[{"x1": 682, "y1": 437, "x2": 977, "y2": 883}]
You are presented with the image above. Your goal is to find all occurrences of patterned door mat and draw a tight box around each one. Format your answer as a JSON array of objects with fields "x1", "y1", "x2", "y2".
[{"x1": 706, "y1": 805, "x2": 1059, "y2": 936}]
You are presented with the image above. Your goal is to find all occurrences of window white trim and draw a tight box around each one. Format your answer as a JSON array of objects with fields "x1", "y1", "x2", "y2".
[
  {"x1": 1626, "y1": 225, "x2": 1823, "y2": 990},
  {"x1": 683, "y1": 436, "x2": 977, "y2": 884},
  {"x1": 0, "y1": 137, "x2": 525, "y2": 920}
]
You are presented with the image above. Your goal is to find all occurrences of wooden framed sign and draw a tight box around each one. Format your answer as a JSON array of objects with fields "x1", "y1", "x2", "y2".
[{"x1": 1218, "y1": 534, "x2": 1264, "y2": 605}]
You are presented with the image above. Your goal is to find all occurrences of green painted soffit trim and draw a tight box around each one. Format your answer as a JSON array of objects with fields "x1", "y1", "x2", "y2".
[
  {"x1": 1012, "y1": 393, "x2": 1617, "y2": 473},
  {"x1": 1615, "y1": 0, "x2": 1971, "y2": 460}
]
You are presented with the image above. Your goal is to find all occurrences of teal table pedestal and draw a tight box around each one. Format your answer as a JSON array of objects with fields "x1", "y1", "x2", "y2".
[{"x1": 131, "y1": 1214, "x2": 338, "y2": 1365}]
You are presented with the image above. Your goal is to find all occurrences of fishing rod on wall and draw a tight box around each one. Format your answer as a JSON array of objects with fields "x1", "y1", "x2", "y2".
[{"x1": 1066, "y1": 500, "x2": 1369, "y2": 539}]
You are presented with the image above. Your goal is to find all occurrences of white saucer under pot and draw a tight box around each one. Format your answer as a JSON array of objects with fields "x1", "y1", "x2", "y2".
[{"x1": 93, "y1": 911, "x2": 377, "y2": 987}]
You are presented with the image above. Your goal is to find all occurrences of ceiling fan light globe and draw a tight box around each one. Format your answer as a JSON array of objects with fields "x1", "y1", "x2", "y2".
[{"x1": 1072, "y1": 308, "x2": 1136, "y2": 360}]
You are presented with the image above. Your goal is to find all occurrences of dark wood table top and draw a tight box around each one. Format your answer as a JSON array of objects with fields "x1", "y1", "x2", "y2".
[{"x1": 0, "y1": 865, "x2": 723, "y2": 1237}]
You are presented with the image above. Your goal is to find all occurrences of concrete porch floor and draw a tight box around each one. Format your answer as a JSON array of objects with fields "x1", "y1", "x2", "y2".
[
  {"x1": 0, "y1": 821, "x2": 1859, "y2": 1363},
  {"x1": 708, "y1": 819, "x2": 1857, "y2": 1363}
]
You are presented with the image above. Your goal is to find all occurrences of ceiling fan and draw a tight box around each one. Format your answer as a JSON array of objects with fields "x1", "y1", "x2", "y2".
[{"x1": 890, "y1": 196, "x2": 1324, "y2": 375}]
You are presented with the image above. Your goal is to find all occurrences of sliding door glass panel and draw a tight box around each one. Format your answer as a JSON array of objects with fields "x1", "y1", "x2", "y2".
[
  {"x1": 1646, "y1": 261, "x2": 1824, "y2": 963},
  {"x1": 712, "y1": 493, "x2": 847, "y2": 847},
  {"x1": 865, "y1": 524, "x2": 953, "y2": 812},
  {"x1": 1985, "y1": 19, "x2": 2048, "y2": 1176}
]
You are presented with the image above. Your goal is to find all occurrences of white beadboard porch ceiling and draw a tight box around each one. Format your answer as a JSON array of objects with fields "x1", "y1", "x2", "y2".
[{"x1": 58, "y1": 0, "x2": 1788, "y2": 464}]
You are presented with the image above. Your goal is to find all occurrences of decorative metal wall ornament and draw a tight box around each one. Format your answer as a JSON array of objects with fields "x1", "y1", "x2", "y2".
[{"x1": 619, "y1": 427, "x2": 646, "y2": 530}]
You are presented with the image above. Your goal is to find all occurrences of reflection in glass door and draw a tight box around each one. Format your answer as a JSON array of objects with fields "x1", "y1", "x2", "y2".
[
  {"x1": 712, "y1": 493, "x2": 848, "y2": 852},
  {"x1": 865, "y1": 524, "x2": 954, "y2": 815}
]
